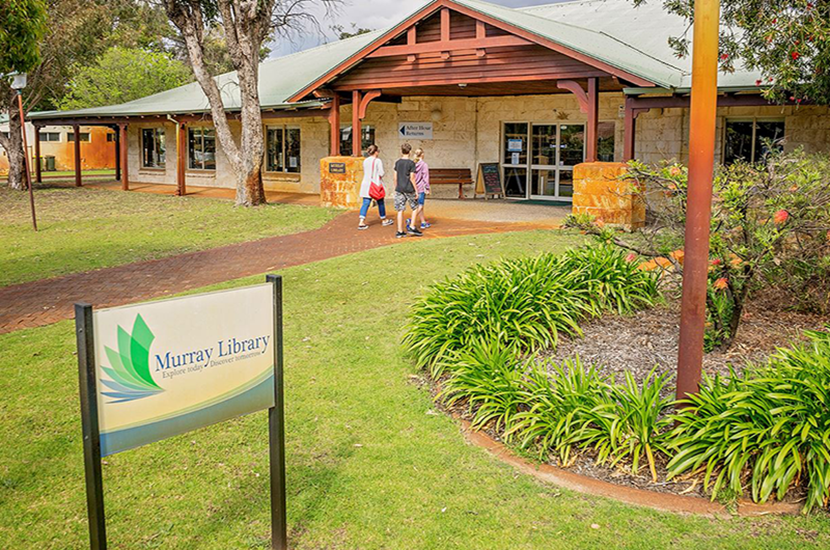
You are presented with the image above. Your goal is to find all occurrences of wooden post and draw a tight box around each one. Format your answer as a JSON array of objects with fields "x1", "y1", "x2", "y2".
[
  {"x1": 34, "y1": 125, "x2": 42, "y2": 183},
  {"x1": 73, "y1": 125, "x2": 82, "y2": 187},
  {"x1": 114, "y1": 128, "x2": 121, "y2": 182},
  {"x1": 623, "y1": 97, "x2": 638, "y2": 162},
  {"x1": 328, "y1": 95, "x2": 341, "y2": 156},
  {"x1": 177, "y1": 123, "x2": 187, "y2": 196},
  {"x1": 586, "y1": 77, "x2": 599, "y2": 162},
  {"x1": 352, "y1": 90, "x2": 362, "y2": 157},
  {"x1": 119, "y1": 124, "x2": 128, "y2": 191},
  {"x1": 676, "y1": 0, "x2": 721, "y2": 401},
  {"x1": 440, "y1": 8, "x2": 450, "y2": 41}
]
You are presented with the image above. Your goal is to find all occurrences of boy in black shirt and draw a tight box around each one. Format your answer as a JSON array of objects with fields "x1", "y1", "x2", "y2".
[{"x1": 393, "y1": 143, "x2": 423, "y2": 238}]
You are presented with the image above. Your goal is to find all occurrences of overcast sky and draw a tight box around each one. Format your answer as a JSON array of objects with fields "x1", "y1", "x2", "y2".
[{"x1": 270, "y1": 0, "x2": 565, "y2": 57}]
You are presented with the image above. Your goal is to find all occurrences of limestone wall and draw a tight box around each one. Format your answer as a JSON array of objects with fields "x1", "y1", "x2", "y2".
[{"x1": 121, "y1": 94, "x2": 830, "y2": 195}]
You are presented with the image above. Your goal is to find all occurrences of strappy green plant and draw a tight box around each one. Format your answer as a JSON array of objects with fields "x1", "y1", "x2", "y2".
[{"x1": 668, "y1": 329, "x2": 830, "y2": 513}]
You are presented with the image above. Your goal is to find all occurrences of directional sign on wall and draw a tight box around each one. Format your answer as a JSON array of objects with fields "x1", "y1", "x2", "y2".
[{"x1": 398, "y1": 122, "x2": 433, "y2": 140}]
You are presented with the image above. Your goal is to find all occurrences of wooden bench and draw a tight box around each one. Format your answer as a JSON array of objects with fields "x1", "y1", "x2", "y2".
[{"x1": 430, "y1": 168, "x2": 473, "y2": 199}]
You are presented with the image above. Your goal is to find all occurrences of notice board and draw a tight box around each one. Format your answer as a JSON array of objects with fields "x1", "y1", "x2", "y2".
[{"x1": 475, "y1": 163, "x2": 503, "y2": 199}]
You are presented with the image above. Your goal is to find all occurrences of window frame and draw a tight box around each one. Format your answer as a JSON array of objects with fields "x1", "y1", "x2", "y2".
[
  {"x1": 722, "y1": 117, "x2": 785, "y2": 164},
  {"x1": 67, "y1": 132, "x2": 90, "y2": 142},
  {"x1": 265, "y1": 124, "x2": 301, "y2": 174},
  {"x1": 141, "y1": 127, "x2": 166, "y2": 170},
  {"x1": 187, "y1": 127, "x2": 217, "y2": 171},
  {"x1": 339, "y1": 124, "x2": 375, "y2": 156}
]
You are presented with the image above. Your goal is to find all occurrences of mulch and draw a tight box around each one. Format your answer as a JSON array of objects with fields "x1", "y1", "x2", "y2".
[{"x1": 540, "y1": 296, "x2": 829, "y2": 387}]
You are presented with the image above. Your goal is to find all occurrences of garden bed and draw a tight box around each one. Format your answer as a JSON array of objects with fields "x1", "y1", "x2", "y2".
[{"x1": 540, "y1": 295, "x2": 828, "y2": 388}]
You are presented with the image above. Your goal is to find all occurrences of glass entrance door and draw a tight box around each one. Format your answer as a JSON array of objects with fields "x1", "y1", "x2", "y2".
[{"x1": 502, "y1": 122, "x2": 585, "y2": 201}]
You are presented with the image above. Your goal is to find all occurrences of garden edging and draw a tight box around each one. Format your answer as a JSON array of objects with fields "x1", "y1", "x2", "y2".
[{"x1": 458, "y1": 417, "x2": 802, "y2": 518}]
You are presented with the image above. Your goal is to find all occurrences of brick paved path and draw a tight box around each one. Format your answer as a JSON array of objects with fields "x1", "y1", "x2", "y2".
[{"x1": 0, "y1": 213, "x2": 545, "y2": 334}]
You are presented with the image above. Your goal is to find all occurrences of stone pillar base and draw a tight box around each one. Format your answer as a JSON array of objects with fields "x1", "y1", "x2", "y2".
[
  {"x1": 572, "y1": 162, "x2": 645, "y2": 229},
  {"x1": 320, "y1": 156, "x2": 364, "y2": 209}
]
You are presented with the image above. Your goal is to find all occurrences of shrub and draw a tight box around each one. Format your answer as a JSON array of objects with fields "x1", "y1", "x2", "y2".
[
  {"x1": 581, "y1": 369, "x2": 672, "y2": 481},
  {"x1": 404, "y1": 244, "x2": 659, "y2": 374},
  {"x1": 667, "y1": 328, "x2": 830, "y2": 512},
  {"x1": 438, "y1": 340, "x2": 527, "y2": 432},
  {"x1": 569, "y1": 149, "x2": 830, "y2": 349},
  {"x1": 507, "y1": 357, "x2": 606, "y2": 465}
]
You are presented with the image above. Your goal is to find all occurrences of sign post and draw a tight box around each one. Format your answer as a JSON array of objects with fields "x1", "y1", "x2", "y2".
[{"x1": 75, "y1": 275, "x2": 287, "y2": 550}]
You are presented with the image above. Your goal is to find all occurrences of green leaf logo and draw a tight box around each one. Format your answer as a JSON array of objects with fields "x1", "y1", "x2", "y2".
[{"x1": 100, "y1": 314, "x2": 163, "y2": 403}]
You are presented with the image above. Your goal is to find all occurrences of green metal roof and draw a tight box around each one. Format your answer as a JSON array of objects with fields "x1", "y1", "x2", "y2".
[
  {"x1": 29, "y1": 0, "x2": 763, "y2": 121},
  {"x1": 520, "y1": 0, "x2": 761, "y2": 91},
  {"x1": 28, "y1": 29, "x2": 384, "y2": 120}
]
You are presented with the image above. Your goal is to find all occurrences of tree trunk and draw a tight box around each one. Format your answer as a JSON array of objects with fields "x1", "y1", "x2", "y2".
[{"x1": 1, "y1": 93, "x2": 27, "y2": 191}]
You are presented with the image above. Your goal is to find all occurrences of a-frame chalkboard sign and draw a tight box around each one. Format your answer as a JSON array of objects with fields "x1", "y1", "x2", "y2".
[{"x1": 474, "y1": 163, "x2": 504, "y2": 200}]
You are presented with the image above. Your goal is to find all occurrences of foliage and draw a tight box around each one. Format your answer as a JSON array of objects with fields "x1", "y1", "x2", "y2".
[
  {"x1": 572, "y1": 150, "x2": 830, "y2": 349},
  {"x1": 0, "y1": 0, "x2": 47, "y2": 76},
  {"x1": 330, "y1": 23, "x2": 373, "y2": 40},
  {"x1": 59, "y1": 47, "x2": 192, "y2": 110},
  {"x1": 507, "y1": 358, "x2": 607, "y2": 465},
  {"x1": 668, "y1": 328, "x2": 830, "y2": 512},
  {"x1": 404, "y1": 244, "x2": 659, "y2": 374},
  {"x1": 639, "y1": 1, "x2": 830, "y2": 105},
  {"x1": 439, "y1": 340, "x2": 527, "y2": 433}
]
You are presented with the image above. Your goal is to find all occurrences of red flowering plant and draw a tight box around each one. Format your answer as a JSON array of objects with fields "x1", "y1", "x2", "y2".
[{"x1": 567, "y1": 149, "x2": 830, "y2": 350}]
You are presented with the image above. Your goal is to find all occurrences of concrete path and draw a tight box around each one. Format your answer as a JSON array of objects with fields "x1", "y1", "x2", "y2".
[{"x1": 0, "y1": 213, "x2": 549, "y2": 334}]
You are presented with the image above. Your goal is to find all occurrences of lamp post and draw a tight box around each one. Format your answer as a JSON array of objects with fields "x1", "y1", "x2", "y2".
[
  {"x1": 10, "y1": 73, "x2": 37, "y2": 231},
  {"x1": 676, "y1": 0, "x2": 720, "y2": 400}
]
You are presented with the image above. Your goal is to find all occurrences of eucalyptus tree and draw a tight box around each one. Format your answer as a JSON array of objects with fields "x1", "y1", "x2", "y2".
[{"x1": 160, "y1": 0, "x2": 336, "y2": 207}]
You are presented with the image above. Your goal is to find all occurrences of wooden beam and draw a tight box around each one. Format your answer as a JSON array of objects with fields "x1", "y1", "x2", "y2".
[
  {"x1": 367, "y1": 35, "x2": 532, "y2": 59},
  {"x1": 407, "y1": 26, "x2": 416, "y2": 45},
  {"x1": 476, "y1": 20, "x2": 485, "y2": 39},
  {"x1": 586, "y1": 77, "x2": 599, "y2": 162},
  {"x1": 34, "y1": 127, "x2": 42, "y2": 183},
  {"x1": 352, "y1": 90, "x2": 362, "y2": 157},
  {"x1": 440, "y1": 8, "x2": 450, "y2": 41},
  {"x1": 358, "y1": 90, "x2": 381, "y2": 119},
  {"x1": 114, "y1": 129, "x2": 121, "y2": 181},
  {"x1": 623, "y1": 96, "x2": 639, "y2": 162},
  {"x1": 328, "y1": 94, "x2": 341, "y2": 156},
  {"x1": 556, "y1": 80, "x2": 589, "y2": 114},
  {"x1": 177, "y1": 123, "x2": 186, "y2": 196},
  {"x1": 73, "y1": 125, "x2": 82, "y2": 187},
  {"x1": 119, "y1": 124, "x2": 128, "y2": 191}
]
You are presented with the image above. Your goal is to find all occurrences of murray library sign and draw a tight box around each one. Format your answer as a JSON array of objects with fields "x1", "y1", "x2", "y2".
[{"x1": 75, "y1": 275, "x2": 287, "y2": 550}]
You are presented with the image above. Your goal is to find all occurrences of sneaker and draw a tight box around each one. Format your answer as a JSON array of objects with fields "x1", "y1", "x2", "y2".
[
  {"x1": 358, "y1": 224, "x2": 369, "y2": 231},
  {"x1": 395, "y1": 231, "x2": 406, "y2": 239},
  {"x1": 407, "y1": 227, "x2": 424, "y2": 237},
  {"x1": 381, "y1": 219, "x2": 394, "y2": 226},
  {"x1": 420, "y1": 222, "x2": 431, "y2": 229}
]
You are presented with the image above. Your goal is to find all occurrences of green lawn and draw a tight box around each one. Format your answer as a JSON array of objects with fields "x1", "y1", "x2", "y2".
[
  {"x1": 1, "y1": 230, "x2": 827, "y2": 549},
  {"x1": 0, "y1": 185, "x2": 337, "y2": 287}
]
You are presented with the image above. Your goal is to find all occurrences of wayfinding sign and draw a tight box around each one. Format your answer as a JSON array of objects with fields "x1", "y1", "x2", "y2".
[
  {"x1": 398, "y1": 122, "x2": 433, "y2": 140},
  {"x1": 76, "y1": 275, "x2": 287, "y2": 550}
]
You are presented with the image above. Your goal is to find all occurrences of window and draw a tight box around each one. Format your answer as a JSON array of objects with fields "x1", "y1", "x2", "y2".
[
  {"x1": 39, "y1": 132, "x2": 61, "y2": 142},
  {"x1": 266, "y1": 126, "x2": 301, "y2": 173},
  {"x1": 67, "y1": 132, "x2": 90, "y2": 142},
  {"x1": 1, "y1": 131, "x2": 9, "y2": 139},
  {"x1": 188, "y1": 127, "x2": 216, "y2": 170},
  {"x1": 597, "y1": 121, "x2": 616, "y2": 162},
  {"x1": 340, "y1": 125, "x2": 375, "y2": 156},
  {"x1": 141, "y1": 128, "x2": 166, "y2": 169},
  {"x1": 724, "y1": 118, "x2": 785, "y2": 164},
  {"x1": 106, "y1": 133, "x2": 115, "y2": 142}
]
